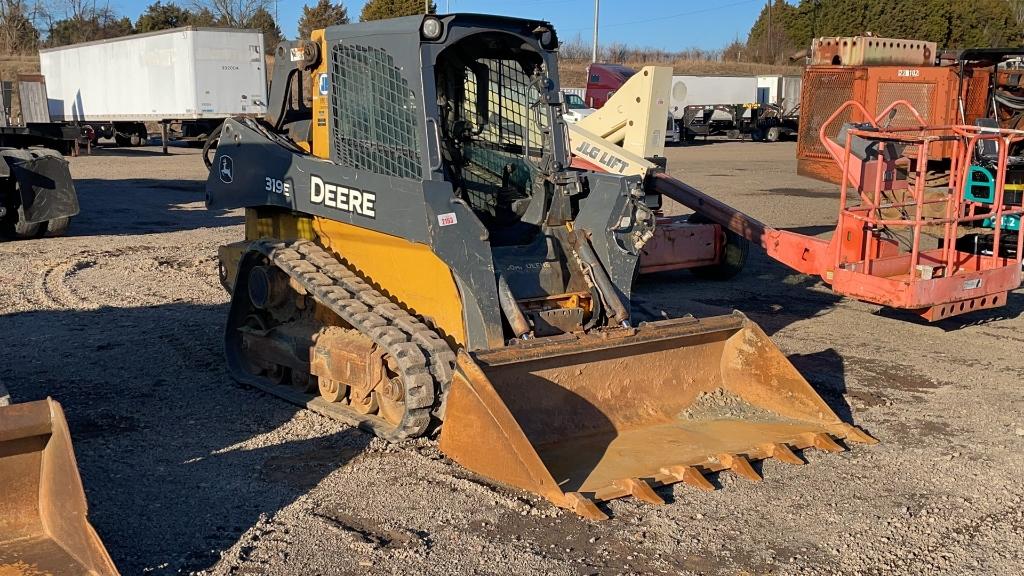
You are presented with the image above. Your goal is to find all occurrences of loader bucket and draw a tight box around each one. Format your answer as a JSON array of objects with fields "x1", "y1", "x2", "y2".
[
  {"x1": 0, "y1": 399, "x2": 119, "y2": 575},
  {"x1": 439, "y1": 312, "x2": 875, "y2": 519}
]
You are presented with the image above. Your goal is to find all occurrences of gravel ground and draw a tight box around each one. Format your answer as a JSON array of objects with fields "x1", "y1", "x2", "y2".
[{"x1": 1, "y1": 141, "x2": 1022, "y2": 575}]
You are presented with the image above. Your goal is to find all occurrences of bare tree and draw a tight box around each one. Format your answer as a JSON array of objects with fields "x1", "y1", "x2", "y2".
[
  {"x1": 39, "y1": 0, "x2": 133, "y2": 47},
  {"x1": 192, "y1": 0, "x2": 269, "y2": 27},
  {"x1": 0, "y1": 0, "x2": 42, "y2": 53}
]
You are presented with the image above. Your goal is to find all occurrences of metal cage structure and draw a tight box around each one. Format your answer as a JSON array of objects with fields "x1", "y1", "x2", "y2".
[{"x1": 819, "y1": 100, "x2": 1024, "y2": 320}]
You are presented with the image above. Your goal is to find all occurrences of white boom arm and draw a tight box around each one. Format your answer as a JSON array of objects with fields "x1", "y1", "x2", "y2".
[{"x1": 565, "y1": 65, "x2": 673, "y2": 179}]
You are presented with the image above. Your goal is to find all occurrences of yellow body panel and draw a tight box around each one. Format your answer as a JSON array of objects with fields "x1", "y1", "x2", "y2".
[
  {"x1": 313, "y1": 217, "x2": 467, "y2": 346},
  {"x1": 244, "y1": 208, "x2": 316, "y2": 241},
  {"x1": 311, "y1": 29, "x2": 330, "y2": 159}
]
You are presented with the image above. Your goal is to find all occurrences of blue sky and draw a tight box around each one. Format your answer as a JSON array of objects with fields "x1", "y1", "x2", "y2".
[{"x1": 102, "y1": 0, "x2": 765, "y2": 50}]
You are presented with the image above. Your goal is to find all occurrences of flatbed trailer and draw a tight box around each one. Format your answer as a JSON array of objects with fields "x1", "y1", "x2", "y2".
[{"x1": 0, "y1": 123, "x2": 80, "y2": 155}]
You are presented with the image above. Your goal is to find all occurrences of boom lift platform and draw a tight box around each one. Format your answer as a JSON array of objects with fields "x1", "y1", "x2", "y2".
[{"x1": 571, "y1": 69, "x2": 1022, "y2": 321}]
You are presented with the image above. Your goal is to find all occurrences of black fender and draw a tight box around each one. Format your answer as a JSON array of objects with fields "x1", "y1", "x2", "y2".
[{"x1": 8, "y1": 154, "x2": 79, "y2": 224}]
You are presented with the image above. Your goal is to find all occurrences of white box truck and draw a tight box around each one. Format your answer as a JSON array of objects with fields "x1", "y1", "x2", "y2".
[
  {"x1": 668, "y1": 75, "x2": 757, "y2": 120},
  {"x1": 756, "y1": 75, "x2": 802, "y2": 110},
  {"x1": 40, "y1": 27, "x2": 267, "y2": 147}
]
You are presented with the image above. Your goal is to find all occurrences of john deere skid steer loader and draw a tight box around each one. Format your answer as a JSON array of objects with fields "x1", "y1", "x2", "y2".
[{"x1": 205, "y1": 14, "x2": 874, "y2": 519}]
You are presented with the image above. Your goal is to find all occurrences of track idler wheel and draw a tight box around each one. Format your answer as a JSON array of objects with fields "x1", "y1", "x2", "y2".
[
  {"x1": 248, "y1": 265, "x2": 291, "y2": 310},
  {"x1": 319, "y1": 378, "x2": 347, "y2": 403},
  {"x1": 376, "y1": 358, "x2": 407, "y2": 426}
]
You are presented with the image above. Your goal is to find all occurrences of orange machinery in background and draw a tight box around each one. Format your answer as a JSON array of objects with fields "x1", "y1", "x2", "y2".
[{"x1": 797, "y1": 37, "x2": 1007, "y2": 183}]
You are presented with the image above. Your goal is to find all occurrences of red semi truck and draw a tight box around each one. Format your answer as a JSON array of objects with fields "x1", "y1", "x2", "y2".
[{"x1": 583, "y1": 63, "x2": 680, "y2": 143}]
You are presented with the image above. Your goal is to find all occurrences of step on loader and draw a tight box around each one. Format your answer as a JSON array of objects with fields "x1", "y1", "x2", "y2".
[
  {"x1": 205, "y1": 14, "x2": 874, "y2": 518},
  {"x1": 0, "y1": 388, "x2": 119, "y2": 575}
]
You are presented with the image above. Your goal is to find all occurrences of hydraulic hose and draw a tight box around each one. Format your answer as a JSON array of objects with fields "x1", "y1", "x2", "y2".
[
  {"x1": 574, "y1": 232, "x2": 630, "y2": 327},
  {"x1": 497, "y1": 274, "x2": 531, "y2": 339},
  {"x1": 202, "y1": 121, "x2": 224, "y2": 170}
]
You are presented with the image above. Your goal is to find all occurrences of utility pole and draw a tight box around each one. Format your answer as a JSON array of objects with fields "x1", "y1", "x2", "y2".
[
  {"x1": 591, "y1": 0, "x2": 600, "y2": 63},
  {"x1": 766, "y1": 1, "x2": 772, "y2": 64},
  {"x1": 812, "y1": 0, "x2": 819, "y2": 39}
]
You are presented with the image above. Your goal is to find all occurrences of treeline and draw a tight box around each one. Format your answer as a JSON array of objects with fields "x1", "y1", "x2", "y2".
[
  {"x1": 743, "y1": 0, "x2": 1024, "y2": 64},
  {"x1": 0, "y1": 0, "x2": 433, "y2": 54},
  {"x1": 560, "y1": 0, "x2": 1024, "y2": 72}
]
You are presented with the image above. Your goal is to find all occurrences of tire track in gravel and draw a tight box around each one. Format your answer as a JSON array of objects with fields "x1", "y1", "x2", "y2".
[
  {"x1": 34, "y1": 256, "x2": 99, "y2": 309},
  {"x1": 28, "y1": 246, "x2": 157, "y2": 310}
]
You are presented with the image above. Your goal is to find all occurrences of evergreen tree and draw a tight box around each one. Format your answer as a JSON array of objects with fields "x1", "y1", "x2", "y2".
[
  {"x1": 135, "y1": 1, "x2": 193, "y2": 32},
  {"x1": 247, "y1": 6, "x2": 282, "y2": 48},
  {"x1": 359, "y1": 0, "x2": 435, "y2": 22},
  {"x1": 298, "y1": 0, "x2": 349, "y2": 40},
  {"x1": 46, "y1": 7, "x2": 134, "y2": 47},
  {"x1": 745, "y1": 0, "x2": 1022, "y2": 57}
]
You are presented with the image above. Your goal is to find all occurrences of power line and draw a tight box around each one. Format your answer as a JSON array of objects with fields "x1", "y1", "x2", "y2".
[{"x1": 561, "y1": 0, "x2": 762, "y2": 33}]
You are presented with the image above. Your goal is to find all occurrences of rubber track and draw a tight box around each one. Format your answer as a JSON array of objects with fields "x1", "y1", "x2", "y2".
[{"x1": 254, "y1": 238, "x2": 456, "y2": 441}]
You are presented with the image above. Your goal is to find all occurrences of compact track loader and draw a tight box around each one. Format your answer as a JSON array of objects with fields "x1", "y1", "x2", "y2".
[
  {"x1": 0, "y1": 389, "x2": 119, "y2": 575},
  {"x1": 205, "y1": 14, "x2": 874, "y2": 518}
]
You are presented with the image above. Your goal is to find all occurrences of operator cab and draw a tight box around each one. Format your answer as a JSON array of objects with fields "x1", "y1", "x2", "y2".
[{"x1": 433, "y1": 30, "x2": 560, "y2": 246}]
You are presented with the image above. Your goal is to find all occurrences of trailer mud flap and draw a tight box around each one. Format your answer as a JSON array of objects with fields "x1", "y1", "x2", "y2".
[
  {"x1": 0, "y1": 399, "x2": 119, "y2": 575},
  {"x1": 439, "y1": 313, "x2": 875, "y2": 519},
  {"x1": 12, "y1": 155, "x2": 79, "y2": 224}
]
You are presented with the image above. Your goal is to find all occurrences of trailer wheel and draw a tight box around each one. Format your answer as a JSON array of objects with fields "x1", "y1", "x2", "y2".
[
  {"x1": 5, "y1": 219, "x2": 42, "y2": 239},
  {"x1": 130, "y1": 127, "x2": 148, "y2": 146},
  {"x1": 686, "y1": 213, "x2": 749, "y2": 281},
  {"x1": 44, "y1": 217, "x2": 70, "y2": 237},
  {"x1": 766, "y1": 126, "x2": 781, "y2": 142}
]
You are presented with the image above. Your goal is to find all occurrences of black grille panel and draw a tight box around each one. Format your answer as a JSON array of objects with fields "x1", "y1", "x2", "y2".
[{"x1": 330, "y1": 44, "x2": 421, "y2": 179}]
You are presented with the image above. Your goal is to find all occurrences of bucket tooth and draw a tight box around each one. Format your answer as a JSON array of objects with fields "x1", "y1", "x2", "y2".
[
  {"x1": 565, "y1": 492, "x2": 608, "y2": 521},
  {"x1": 718, "y1": 453, "x2": 761, "y2": 482},
  {"x1": 765, "y1": 443, "x2": 804, "y2": 465},
  {"x1": 660, "y1": 465, "x2": 716, "y2": 492},
  {"x1": 834, "y1": 424, "x2": 879, "y2": 445},
  {"x1": 614, "y1": 478, "x2": 665, "y2": 505},
  {"x1": 803, "y1": 432, "x2": 845, "y2": 453}
]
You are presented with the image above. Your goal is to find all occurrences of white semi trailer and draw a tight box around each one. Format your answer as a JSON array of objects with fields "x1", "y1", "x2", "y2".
[
  {"x1": 756, "y1": 75, "x2": 802, "y2": 111},
  {"x1": 668, "y1": 75, "x2": 757, "y2": 120},
  {"x1": 40, "y1": 27, "x2": 267, "y2": 148}
]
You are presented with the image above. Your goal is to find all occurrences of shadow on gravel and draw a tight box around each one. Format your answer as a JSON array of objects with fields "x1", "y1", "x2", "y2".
[
  {"x1": 0, "y1": 302, "x2": 369, "y2": 574},
  {"x1": 69, "y1": 178, "x2": 241, "y2": 236},
  {"x1": 786, "y1": 348, "x2": 857, "y2": 427},
  {"x1": 635, "y1": 245, "x2": 843, "y2": 337}
]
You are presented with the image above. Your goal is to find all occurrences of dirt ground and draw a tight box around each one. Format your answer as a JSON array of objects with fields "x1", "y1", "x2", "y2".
[{"x1": 1, "y1": 140, "x2": 1022, "y2": 575}]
